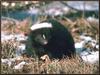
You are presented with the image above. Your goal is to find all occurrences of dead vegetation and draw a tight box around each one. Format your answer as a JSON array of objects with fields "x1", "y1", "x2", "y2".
[
  {"x1": 58, "y1": 17, "x2": 99, "y2": 43},
  {"x1": 1, "y1": 41, "x2": 17, "y2": 59},
  {"x1": 1, "y1": 54, "x2": 99, "y2": 74},
  {"x1": 1, "y1": 17, "x2": 32, "y2": 35},
  {"x1": 1, "y1": 16, "x2": 99, "y2": 74}
]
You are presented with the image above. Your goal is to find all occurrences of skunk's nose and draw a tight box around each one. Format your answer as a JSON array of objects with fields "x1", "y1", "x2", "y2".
[{"x1": 43, "y1": 41, "x2": 48, "y2": 45}]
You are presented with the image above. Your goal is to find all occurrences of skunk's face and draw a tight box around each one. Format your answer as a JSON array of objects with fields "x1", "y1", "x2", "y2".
[
  {"x1": 30, "y1": 22, "x2": 53, "y2": 46},
  {"x1": 33, "y1": 28, "x2": 52, "y2": 45}
]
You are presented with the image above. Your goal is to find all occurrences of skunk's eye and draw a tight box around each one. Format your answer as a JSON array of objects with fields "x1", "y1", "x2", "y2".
[{"x1": 42, "y1": 34, "x2": 46, "y2": 39}]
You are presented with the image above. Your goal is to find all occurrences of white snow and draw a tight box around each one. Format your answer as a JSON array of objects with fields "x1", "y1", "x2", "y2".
[
  {"x1": 75, "y1": 41, "x2": 86, "y2": 54},
  {"x1": 79, "y1": 36, "x2": 98, "y2": 49},
  {"x1": 13, "y1": 61, "x2": 27, "y2": 69},
  {"x1": 1, "y1": 32, "x2": 27, "y2": 56},
  {"x1": 1, "y1": 58, "x2": 16, "y2": 66},
  {"x1": 62, "y1": 7, "x2": 70, "y2": 12},
  {"x1": 17, "y1": 44, "x2": 26, "y2": 51},
  {"x1": 54, "y1": 10, "x2": 63, "y2": 16},
  {"x1": 1, "y1": 59, "x2": 10, "y2": 64},
  {"x1": 2, "y1": 2, "x2": 9, "y2": 7},
  {"x1": 80, "y1": 51, "x2": 89, "y2": 56},
  {"x1": 25, "y1": 1, "x2": 29, "y2": 5},
  {"x1": 27, "y1": 7, "x2": 39, "y2": 15},
  {"x1": 45, "y1": 8, "x2": 63, "y2": 16},
  {"x1": 96, "y1": 45, "x2": 99, "y2": 49},
  {"x1": 16, "y1": 44, "x2": 26, "y2": 56},
  {"x1": 75, "y1": 41, "x2": 85, "y2": 48},
  {"x1": 67, "y1": 1, "x2": 99, "y2": 11},
  {"x1": 1, "y1": 32, "x2": 28, "y2": 42},
  {"x1": 15, "y1": 34, "x2": 28, "y2": 42},
  {"x1": 75, "y1": 35, "x2": 99, "y2": 64},
  {"x1": 11, "y1": 3, "x2": 15, "y2": 7},
  {"x1": 87, "y1": 17, "x2": 99, "y2": 23},
  {"x1": 81, "y1": 51, "x2": 99, "y2": 64},
  {"x1": 1, "y1": 34, "x2": 15, "y2": 41},
  {"x1": 80, "y1": 35, "x2": 92, "y2": 42}
]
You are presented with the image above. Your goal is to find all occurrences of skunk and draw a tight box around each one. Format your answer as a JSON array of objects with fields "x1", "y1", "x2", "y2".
[{"x1": 25, "y1": 19, "x2": 76, "y2": 59}]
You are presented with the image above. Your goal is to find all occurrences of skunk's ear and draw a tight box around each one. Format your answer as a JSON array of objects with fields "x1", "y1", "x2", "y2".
[{"x1": 30, "y1": 22, "x2": 53, "y2": 31}]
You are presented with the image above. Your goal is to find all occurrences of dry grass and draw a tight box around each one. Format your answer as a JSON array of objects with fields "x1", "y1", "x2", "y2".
[
  {"x1": 1, "y1": 41, "x2": 17, "y2": 59},
  {"x1": 1, "y1": 17, "x2": 99, "y2": 74},
  {"x1": 1, "y1": 55, "x2": 99, "y2": 74},
  {"x1": 1, "y1": 17, "x2": 32, "y2": 35},
  {"x1": 58, "y1": 17, "x2": 99, "y2": 44},
  {"x1": 1, "y1": 41, "x2": 99, "y2": 74}
]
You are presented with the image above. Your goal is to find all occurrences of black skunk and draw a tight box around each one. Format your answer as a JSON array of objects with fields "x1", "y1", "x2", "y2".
[{"x1": 25, "y1": 19, "x2": 76, "y2": 59}]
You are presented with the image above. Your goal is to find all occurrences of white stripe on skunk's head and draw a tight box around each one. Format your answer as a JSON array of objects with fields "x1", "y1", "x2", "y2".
[{"x1": 30, "y1": 22, "x2": 53, "y2": 31}]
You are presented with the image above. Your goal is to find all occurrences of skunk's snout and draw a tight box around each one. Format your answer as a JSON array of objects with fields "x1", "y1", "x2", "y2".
[{"x1": 34, "y1": 34, "x2": 48, "y2": 45}]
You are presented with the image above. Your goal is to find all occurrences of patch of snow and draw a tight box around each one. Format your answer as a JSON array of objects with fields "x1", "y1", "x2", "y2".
[
  {"x1": 62, "y1": 7, "x2": 70, "y2": 12},
  {"x1": 67, "y1": 1, "x2": 99, "y2": 11},
  {"x1": 13, "y1": 61, "x2": 27, "y2": 69},
  {"x1": 1, "y1": 34, "x2": 15, "y2": 41},
  {"x1": 81, "y1": 51, "x2": 99, "y2": 64},
  {"x1": 25, "y1": 1, "x2": 29, "y2": 5},
  {"x1": 54, "y1": 10, "x2": 63, "y2": 16},
  {"x1": 1, "y1": 33, "x2": 28, "y2": 42},
  {"x1": 96, "y1": 45, "x2": 99, "y2": 49},
  {"x1": 15, "y1": 34, "x2": 28, "y2": 42},
  {"x1": 18, "y1": 44, "x2": 26, "y2": 51},
  {"x1": 75, "y1": 41, "x2": 85, "y2": 48},
  {"x1": 15, "y1": 56, "x2": 23, "y2": 60},
  {"x1": 80, "y1": 35, "x2": 92, "y2": 42},
  {"x1": 75, "y1": 41, "x2": 86, "y2": 54},
  {"x1": 1, "y1": 59, "x2": 9, "y2": 64},
  {"x1": 1, "y1": 58, "x2": 16, "y2": 67},
  {"x1": 27, "y1": 7, "x2": 39, "y2": 15},
  {"x1": 91, "y1": 40, "x2": 97, "y2": 48},
  {"x1": 87, "y1": 17, "x2": 99, "y2": 23},
  {"x1": 2, "y1": 2, "x2": 9, "y2": 7},
  {"x1": 16, "y1": 44, "x2": 26, "y2": 56},
  {"x1": 79, "y1": 36, "x2": 98, "y2": 49},
  {"x1": 91, "y1": 42, "x2": 96, "y2": 47},
  {"x1": 45, "y1": 8, "x2": 63, "y2": 16},
  {"x1": 11, "y1": 3, "x2": 15, "y2": 7},
  {"x1": 80, "y1": 51, "x2": 89, "y2": 56}
]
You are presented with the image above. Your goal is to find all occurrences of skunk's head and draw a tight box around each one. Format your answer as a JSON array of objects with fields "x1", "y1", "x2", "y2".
[{"x1": 30, "y1": 22, "x2": 53, "y2": 46}]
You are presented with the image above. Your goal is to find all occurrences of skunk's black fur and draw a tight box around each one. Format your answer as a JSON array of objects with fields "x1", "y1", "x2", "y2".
[{"x1": 26, "y1": 19, "x2": 76, "y2": 59}]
